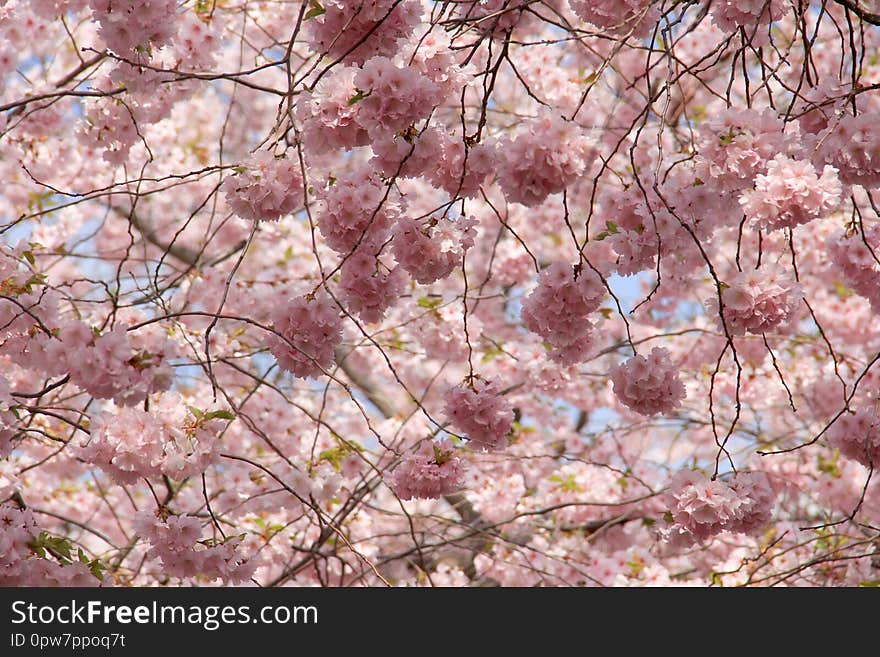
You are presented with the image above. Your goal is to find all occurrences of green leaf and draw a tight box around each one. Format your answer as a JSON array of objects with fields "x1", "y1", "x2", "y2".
[
  {"x1": 859, "y1": 579, "x2": 880, "y2": 587},
  {"x1": 186, "y1": 405, "x2": 205, "y2": 421},
  {"x1": 347, "y1": 89, "x2": 369, "y2": 106},
  {"x1": 305, "y1": 0, "x2": 325, "y2": 20},
  {"x1": 204, "y1": 409, "x2": 235, "y2": 421},
  {"x1": 417, "y1": 296, "x2": 442, "y2": 310},
  {"x1": 605, "y1": 220, "x2": 619, "y2": 235},
  {"x1": 89, "y1": 560, "x2": 107, "y2": 581}
]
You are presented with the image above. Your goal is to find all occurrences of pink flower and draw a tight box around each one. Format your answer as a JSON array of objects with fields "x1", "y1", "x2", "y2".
[
  {"x1": 388, "y1": 439, "x2": 466, "y2": 500},
  {"x1": 391, "y1": 215, "x2": 477, "y2": 285},
  {"x1": 304, "y1": 0, "x2": 421, "y2": 64},
  {"x1": 569, "y1": 0, "x2": 660, "y2": 37},
  {"x1": 664, "y1": 470, "x2": 776, "y2": 545},
  {"x1": 338, "y1": 245, "x2": 407, "y2": 324},
  {"x1": 267, "y1": 292, "x2": 343, "y2": 379},
  {"x1": 696, "y1": 108, "x2": 799, "y2": 192},
  {"x1": 740, "y1": 155, "x2": 841, "y2": 231},
  {"x1": 223, "y1": 151, "x2": 303, "y2": 222},
  {"x1": 708, "y1": 0, "x2": 786, "y2": 44},
  {"x1": 818, "y1": 112, "x2": 880, "y2": 189},
  {"x1": 611, "y1": 347, "x2": 686, "y2": 416},
  {"x1": 443, "y1": 379, "x2": 514, "y2": 451},
  {"x1": 353, "y1": 57, "x2": 443, "y2": 137},
  {"x1": 521, "y1": 262, "x2": 605, "y2": 364},
  {"x1": 135, "y1": 512, "x2": 256, "y2": 583},
  {"x1": 315, "y1": 169, "x2": 400, "y2": 254},
  {"x1": 826, "y1": 409, "x2": 880, "y2": 468},
  {"x1": 828, "y1": 223, "x2": 880, "y2": 312},
  {"x1": 709, "y1": 266, "x2": 802, "y2": 336},
  {"x1": 77, "y1": 397, "x2": 225, "y2": 484},
  {"x1": 296, "y1": 66, "x2": 371, "y2": 154},
  {"x1": 496, "y1": 111, "x2": 593, "y2": 206},
  {"x1": 0, "y1": 375, "x2": 18, "y2": 458},
  {"x1": 90, "y1": 0, "x2": 178, "y2": 55}
]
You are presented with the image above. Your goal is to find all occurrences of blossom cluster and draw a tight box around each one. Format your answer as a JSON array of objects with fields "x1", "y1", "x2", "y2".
[
  {"x1": 134, "y1": 512, "x2": 255, "y2": 583},
  {"x1": 90, "y1": 0, "x2": 178, "y2": 55},
  {"x1": 711, "y1": 266, "x2": 802, "y2": 336},
  {"x1": 443, "y1": 379, "x2": 514, "y2": 451},
  {"x1": 665, "y1": 470, "x2": 776, "y2": 545},
  {"x1": 521, "y1": 263, "x2": 605, "y2": 364},
  {"x1": 315, "y1": 169, "x2": 400, "y2": 253},
  {"x1": 77, "y1": 399, "x2": 226, "y2": 485},
  {"x1": 391, "y1": 215, "x2": 477, "y2": 285},
  {"x1": 388, "y1": 439, "x2": 466, "y2": 500},
  {"x1": 304, "y1": 0, "x2": 421, "y2": 64},
  {"x1": 496, "y1": 112, "x2": 593, "y2": 206},
  {"x1": 267, "y1": 292, "x2": 343, "y2": 379},
  {"x1": 739, "y1": 155, "x2": 841, "y2": 231},
  {"x1": 827, "y1": 224, "x2": 880, "y2": 312},
  {"x1": 611, "y1": 347, "x2": 686, "y2": 416},
  {"x1": 826, "y1": 409, "x2": 880, "y2": 468},
  {"x1": 223, "y1": 152, "x2": 304, "y2": 222}
]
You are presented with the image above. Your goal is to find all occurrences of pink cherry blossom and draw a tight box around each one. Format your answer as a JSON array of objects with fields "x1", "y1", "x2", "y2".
[
  {"x1": 267, "y1": 291, "x2": 343, "y2": 379},
  {"x1": 611, "y1": 347, "x2": 686, "y2": 416},
  {"x1": 223, "y1": 151, "x2": 304, "y2": 222},
  {"x1": 443, "y1": 379, "x2": 514, "y2": 451},
  {"x1": 388, "y1": 439, "x2": 466, "y2": 500}
]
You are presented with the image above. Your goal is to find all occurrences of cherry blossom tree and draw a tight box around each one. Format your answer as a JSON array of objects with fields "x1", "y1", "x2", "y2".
[{"x1": 2, "y1": 0, "x2": 880, "y2": 588}]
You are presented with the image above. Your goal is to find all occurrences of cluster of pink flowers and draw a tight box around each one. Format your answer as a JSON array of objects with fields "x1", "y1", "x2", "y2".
[
  {"x1": 0, "y1": 375, "x2": 18, "y2": 458},
  {"x1": 826, "y1": 409, "x2": 880, "y2": 468},
  {"x1": 521, "y1": 262, "x2": 605, "y2": 364},
  {"x1": 443, "y1": 378, "x2": 514, "y2": 451},
  {"x1": 388, "y1": 439, "x2": 466, "y2": 500},
  {"x1": 174, "y1": 12, "x2": 222, "y2": 70},
  {"x1": 31, "y1": 0, "x2": 89, "y2": 19},
  {"x1": 296, "y1": 67, "x2": 371, "y2": 154},
  {"x1": 134, "y1": 512, "x2": 255, "y2": 583},
  {"x1": 664, "y1": 470, "x2": 776, "y2": 545},
  {"x1": 338, "y1": 246, "x2": 407, "y2": 324},
  {"x1": 0, "y1": 504, "x2": 37, "y2": 572},
  {"x1": 496, "y1": 112, "x2": 593, "y2": 206},
  {"x1": 0, "y1": 504, "x2": 97, "y2": 586},
  {"x1": 412, "y1": 304, "x2": 478, "y2": 363},
  {"x1": 708, "y1": 0, "x2": 786, "y2": 39},
  {"x1": 370, "y1": 127, "x2": 495, "y2": 199},
  {"x1": 38, "y1": 321, "x2": 173, "y2": 406},
  {"x1": 78, "y1": 400, "x2": 225, "y2": 485},
  {"x1": 828, "y1": 224, "x2": 880, "y2": 312},
  {"x1": 304, "y1": 0, "x2": 421, "y2": 64},
  {"x1": 818, "y1": 112, "x2": 880, "y2": 189},
  {"x1": 222, "y1": 151, "x2": 303, "y2": 222},
  {"x1": 452, "y1": 0, "x2": 534, "y2": 34},
  {"x1": 569, "y1": 0, "x2": 660, "y2": 36},
  {"x1": 697, "y1": 108, "x2": 797, "y2": 192},
  {"x1": 611, "y1": 347, "x2": 686, "y2": 416},
  {"x1": 739, "y1": 155, "x2": 841, "y2": 231},
  {"x1": 607, "y1": 225, "x2": 659, "y2": 275},
  {"x1": 89, "y1": 0, "x2": 178, "y2": 55},
  {"x1": 315, "y1": 169, "x2": 400, "y2": 253},
  {"x1": 79, "y1": 94, "x2": 141, "y2": 166},
  {"x1": 353, "y1": 57, "x2": 443, "y2": 136},
  {"x1": 267, "y1": 292, "x2": 343, "y2": 379},
  {"x1": 408, "y1": 29, "x2": 468, "y2": 100},
  {"x1": 711, "y1": 266, "x2": 802, "y2": 336},
  {"x1": 391, "y1": 215, "x2": 477, "y2": 285}
]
